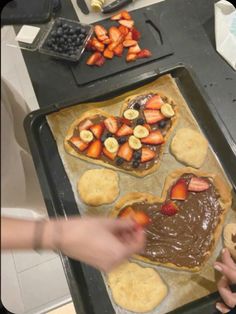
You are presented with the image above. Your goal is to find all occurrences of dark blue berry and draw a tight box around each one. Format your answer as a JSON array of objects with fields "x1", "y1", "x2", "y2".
[
  {"x1": 136, "y1": 118, "x2": 145, "y2": 125},
  {"x1": 118, "y1": 137, "x2": 127, "y2": 145},
  {"x1": 159, "y1": 120, "x2": 167, "y2": 128},
  {"x1": 132, "y1": 160, "x2": 140, "y2": 168},
  {"x1": 116, "y1": 157, "x2": 125, "y2": 166},
  {"x1": 133, "y1": 150, "x2": 141, "y2": 160},
  {"x1": 133, "y1": 103, "x2": 140, "y2": 110}
]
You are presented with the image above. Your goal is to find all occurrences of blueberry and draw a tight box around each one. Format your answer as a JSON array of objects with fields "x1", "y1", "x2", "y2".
[
  {"x1": 59, "y1": 37, "x2": 64, "y2": 44},
  {"x1": 68, "y1": 38, "x2": 72, "y2": 43},
  {"x1": 79, "y1": 34, "x2": 85, "y2": 40},
  {"x1": 75, "y1": 26, "x2": 81, "y2": 34},
  {"x1": 136, "y1": 118, "x2": 145, "y2": 125},
  {"x1": 118, "y1": 137, "x2": 127, "y2": 145},
  {"x1": 51, "y1": 30, "x2": 57, "y2": 37},
  {"x1": 159, "y1": 120, "x2": 167, "y2": 128},
  {"x1": 133, "y1": 150, "x2": 141, "y2": 160},
  {"x1": 133, "y1": 103, "x2": 140, "y2": 110},
  {"x1": 116, "y1": 157, "x2": 125, "y2": 166},
  {"x1": 101, "y1": 132, "x2": 111, "y2": 143},
  {"x1": 72, "y1": 34, "x2": 77, "y2": 40},
  {"x1": 81, "y1": 28, "x2": 87, "y2": 34},
  {"x1": 62, "y1": 23, "x2": 68, "y2": 29},
  {"x1": 132, "y1": 160, "x2": 140, "y2": 168}
]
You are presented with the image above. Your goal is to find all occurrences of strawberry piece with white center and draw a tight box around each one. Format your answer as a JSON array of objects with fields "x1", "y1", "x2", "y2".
[
  {"x1": 69, "y1": 137, "x2": 88, "y2": 151},
  {"x1": 79, "y1": 119, "x2": 93, "y2": 131},
  {"x1": 90, "y1": 123, "x2": 104, "y2": 139},
  {"x1": 143, "y1": 109, "x2": 165, "y2": 124},
  {"x1": 117, "y1": 142, "x2": 133, "y2": 161},
  {"x1": 170, "y1": 179, "x2": 188, "y2": 201},
  {"x1": 116, "y1": 124, "x2": 133, "y2": 137},
  {"x1": 104, "y1": 117, "x2": 118, "y2": 134},
  {"x1": 86, "y1": 140, "x2": 102, "y2": 158},
  {"x1": 188, "y1": 177, "x2": 210, "y2": 192},
  {"x1": 141, "y1": 130, "x2": 164, "y2": 145},
  {"x1": 145, "y1": 95, "x2": 164, "y2": 110},
  {"x1": 141, "y1": 147, "x2": 155, "y2": 162},
  {"x1": 160, "y1": 201, "x2": 179, "y2": 216}
]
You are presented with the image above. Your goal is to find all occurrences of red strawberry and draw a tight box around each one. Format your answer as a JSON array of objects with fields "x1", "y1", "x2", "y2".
[
  {"x1": 69, "y1": 136, "x2": 88, "y2": 151},
  {"x1": 118, "y1": 142, "x2": 133, "y2": 161},
  {"x1": 110, "y1": 12, "x2": 122, "y2": 20},
  {"x1": 119, "y1": 19, "x2": 134, "y2": 29},
  {"x1": 86, "y1": 52, "x2": 102, "y2": 65},
  {"x1": 86, "y1": 140, "x2": 102, "y2": 158},
  {"x1": 113, "y1": 43, "x2": 124, "y2": 57},
  {"x1": 108, "y1": 41, "x2": 119, "y2": 51},
  {"x1": 104, "y1": 48, "x2": 114, "y2": 59},
  {"x1": 104, "y1": 117, "x2": 118, "y2": 133},
  {"x1": 131, "y1": 27, "x2": 141, "y2": 41},
  {"x1": 141, "y1": 147, "x2": 156, "y2": 162},
  {"x1": 126, "y1": 53, "x2": 137, "y2": 62},
  {"x1": 143, "y1": 123, "x2": 151, "y2": 132},
  {"x1": 160, "y1": 201, "x2": 178, "y2": 216},
  {"x1": 128, "y1": 44, "x2": 141, "y2": 54},
  {"x1": 123, "y1": 39, "x2": 137, "y2": 47},
  {"x1": 102, "y1": 37, "x2": 111, "y2": 45},
  {"x1": 79, "y1": 119, "x2": 93, "y2": 131},
  {"x1": 188, "y1": 177, "x2": 210, "y2": 192},
  {"x1": 109, "y1": 26, "x2": 122, "y2": 43},
  {"x1": 125, "y1": 32, "x2": 133, "y2": 40},
  {"x1": 95, "y1": 55, "x2": 105, "y2": 67},
  {"x1": 145, "y1": 95, "x2": 164, "y2": 110},
  {"x1": 137, "y1": 49, "x2": 152, "y2": 59},
  {"x1": 170, "y1": 179, "x2": 188, "y2": 201},
  {"x1": 91, "y1": 38, "x2": 105, "y2": 52},
  {"x1": 133, "y1": 211, "x2": 151, "y2": 227},
  {"x1": 103, "y1": 147, "x2": 117, "y2": 160},
  {"x1": 90, "y1": 123, "x2": 104, "y2": 139},
  {"x1": 143, "y1": 109, "x2": 165, "y2": 124},
  {"x1": 118, "y1": 25, "x2": 129, "y2": 36},
  {"x1": 116, "y1": 124, "x2": 133, "y2": 137},
  {"x1": 120, "y1": 117, "x2": 132, "y2": 126},
  {"x1": 94, "y1": 25, "x2": 107, "y2": 38},
  {"x1": 119, "y1": 206, "x2": 135, "y2": 219},
  {"x1": 121, "y1": 10, "x2": 132, "y2": 20},
  {"x1": 141, "y1": 130, "x2": 164, "y2": 145}
]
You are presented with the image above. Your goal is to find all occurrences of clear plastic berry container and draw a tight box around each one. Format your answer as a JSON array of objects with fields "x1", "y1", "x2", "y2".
[{"x1": 39, "y1": 17, "x2": 93, "y2": 62}]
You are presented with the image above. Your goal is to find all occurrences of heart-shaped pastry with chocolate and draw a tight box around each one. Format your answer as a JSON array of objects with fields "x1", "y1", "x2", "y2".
[
  {"x1": 110, "y1": 168, "x2": 232, "y2": 271},
  {"x1": 64, "y1": 92, "x2": 177, "y2": 177}
]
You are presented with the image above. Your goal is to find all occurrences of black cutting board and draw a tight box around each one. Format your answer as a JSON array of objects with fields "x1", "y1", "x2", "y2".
[{"x1": 70, "y1": 6, "x2": 173, "y2": 85}]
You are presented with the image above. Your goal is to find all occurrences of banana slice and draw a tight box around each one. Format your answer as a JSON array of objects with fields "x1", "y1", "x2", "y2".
[
  {"x1": 104, "y1": 137, "x2": 119, "y2": 153},
  {"x1": 133, "y1": 125, "x2": 149, "y2": 139},
  {"x1": 128, "y1": 136, "x2": 142, "y2": 150},
  {"x1": 80, "y1": 130, "x2": 94, "y2": 143},
  {"x1": 91, "y1": 0, "x2": 104, "y2": 11},
  {"x1": 124, "y1": 109, "x2": 139, "y2": 120},
  {"x1": 160, "y1": 103, "x2": 175, "y2": 118}
]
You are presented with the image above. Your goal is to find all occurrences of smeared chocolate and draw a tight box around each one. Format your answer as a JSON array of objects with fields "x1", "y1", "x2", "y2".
[{"x1": 123, "y1": 174, "x2": 223, "y2": 268}]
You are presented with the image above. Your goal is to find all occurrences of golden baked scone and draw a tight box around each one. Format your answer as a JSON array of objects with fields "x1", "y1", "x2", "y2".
[
  {"x1": 64, "y1": 92, "x2": 178, "y2": 177},
  {"x1": 223, "y1": 223, "x2": 236, "y2": 261},
  {"x1": 170, "y1": 128, "x2": 208, "y2": 168},
  {"x1": 110, "y1": 167, "x2": 232, "y2": 272},
  {"x1": 108, "y1": 262, "x2": 168, "y2": 313},
  {"x1": 78, "y1": 169, "x2": 119, "y2": 206}
]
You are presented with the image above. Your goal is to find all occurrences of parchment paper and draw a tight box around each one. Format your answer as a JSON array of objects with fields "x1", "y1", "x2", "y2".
[{"x1": 46, "y1": 74, "x2": 236, "y2": 314}]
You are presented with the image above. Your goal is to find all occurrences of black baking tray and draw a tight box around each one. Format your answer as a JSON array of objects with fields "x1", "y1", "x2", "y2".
[{"x1": 24, "y1": 66, "x2": 236, "y2": 314}]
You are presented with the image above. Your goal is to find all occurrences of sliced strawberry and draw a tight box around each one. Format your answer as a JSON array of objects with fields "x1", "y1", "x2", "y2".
[
  {"x1": 86, "y1": 140, "x2": 102, "y2": 158},
  {"x1": 95, "y1": 55, "x2": 105, "y2": 67},
  {"x1": 131, "y1": 27, "x2": 141, "y2": 41},
  {"x1": 110, "y1": 12, "x2": 122, "y2": 20},
  {"x1": 113, "y1": 43, "x2": 124, "y2": 57},
  {"x1": 118, "y1": 25, "x2": 129, "y2": 36},
  {"x1": 137, "y1": 49, "x2": 152, "y2": 59},
  {"x1": 143, "y1": 109, "x2": 165, "y2": 124},
  {"x1": 145, "y1": 95, "x2": 164, "y2": 110},
  {"x1": 86, "y1": 52, "x2": 102, "y2": 65},
  {"x1": 91, "y1": 38, "x2": 105, "y2": 52},
  {"x1": 69, "y1": 136, "x2": 88, "y2": 152},
  {"x1": 128, "y1": 44, "x2": 141, "y2": 54},
  {"x1": 120, "y1": 117, "x2": 132, "y2": 126},
  {"x1": 108, "y1": 41, "x2": 120, "y2": 51},
  {"x1": 188, "y1": 177, "x2": 210, "y2": 192},
  {"x1": 116, "y1": 124, "x2": 133, "y2": 137},
  {"x1": 119, "y1": 19, "x2": 134, "y2": 29},
  {"x1": 109, "y1": 26, "x2": 122, "y2": 43},
  {"x1": 104, "y1": 117, "x2": 118, "y2": 133},
  {"x1": 126, "y1": 53, "x2": 137, "y2": 62},
  {"x1": 125, "y1": 32, "x2": 133, "y2": 40},
  {"x1": 79, "y1": 119, "x2": 93, "y2": 131},
  {"x1": 143, "y1": 123, "x2": 152, "y2": 132},
  {"x1": 121, "y1": 10, "x2": 132, "y2": 20},
  {"x1": 170, "y1": 179, "x2": 188, "y2": 201},
  {"x1": 133, "y1": 211, "x2": 151, "y2": 227},
  {"x1": 118, "y1": 142, "x2": 133, "y2": 161},
  {"x1": 103, "y1": 147, "x2": 117, "y2": 160},
  {"x1": 141, "y1": 147, "x2": 156, "y2": 162},
  {"x1": 160, "y1": 201, "x2": 178, "y2": 216},
  {"x1": 118, "y1": 206, "x2": 135, "y2": 219},
  {"x1": 141, "y1": 130, "x2": 164, "y2": 145},
  {"x1": 102, "y1": 37, "x2": 111, "y2": 45},
  {"x1": 103, "y1": 48, "x2": 114, "y2": 59},
  {"x1": 94, "y1": 25, "x2": 107, "y2": 38},
  {"x1": 123, "y1": 39, "x2": 137, "y2": 47},
  {"x1": 90, "y1": 123, "x2": 104, "y2": 139}
]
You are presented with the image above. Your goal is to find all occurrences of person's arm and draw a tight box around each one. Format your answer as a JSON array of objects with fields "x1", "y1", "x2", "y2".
[{"x1": 1, "y1": 216, "x2": 145, "y2": 272}]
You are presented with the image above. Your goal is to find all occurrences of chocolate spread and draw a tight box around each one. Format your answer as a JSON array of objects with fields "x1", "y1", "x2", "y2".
[
  {"x1": 124, "y1": 174, "x2": 223, "y2": 268},
  {"x1": 68, "y1": 94, "x2": 172, "y2": 171}
]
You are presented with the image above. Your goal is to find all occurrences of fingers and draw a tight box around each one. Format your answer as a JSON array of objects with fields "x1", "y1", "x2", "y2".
[
  {"x1": 122, "y1": 227, "x2": 146, "y2": 256},
  {"x1": 216, "y1": 302, "x2": 231, "y2": 313},
  {"x1": 222, "y1": 248, "x2": 236, "y2": 270},
  {"x1": 217, "y1": 276, "x2": 236, "y2": 309},
  {"x1": 214, "y1": 261, "x2": 236, "y2": 284}
]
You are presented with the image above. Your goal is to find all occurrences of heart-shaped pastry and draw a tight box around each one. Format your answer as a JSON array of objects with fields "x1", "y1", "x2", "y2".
[
  {"x1": 110, "y1": 168, "x2": 232, "y2": 271},
  {"x1": 64, "y1": 92, "x2": 177, "y2": 177}
]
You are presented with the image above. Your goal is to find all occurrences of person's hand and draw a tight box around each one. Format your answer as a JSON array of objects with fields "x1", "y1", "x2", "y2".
[
  {"x1": 214, "y1": 248, "x2": 236, "y2": 313},
  {"x1": 54, "y1": 217, "x2": 145, "y2": 272}
]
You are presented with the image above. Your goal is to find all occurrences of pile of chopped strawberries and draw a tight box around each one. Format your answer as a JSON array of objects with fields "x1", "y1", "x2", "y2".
[{"x1": 86, "y1": 10, "x2": 152, "y2": 66}]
